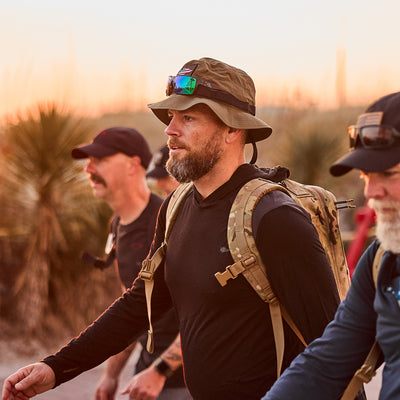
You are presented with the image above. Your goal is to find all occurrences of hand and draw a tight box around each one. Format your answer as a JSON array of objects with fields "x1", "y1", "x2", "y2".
[
  {"x1": 2, "y1": 362, "x2": 55, "y2": 400},
  {"x1": 94, "y1": 375, "x2": 118, "y2": 400},
  {"x1": 121, "y1": 366, "x2": 166, "y2": 400}
]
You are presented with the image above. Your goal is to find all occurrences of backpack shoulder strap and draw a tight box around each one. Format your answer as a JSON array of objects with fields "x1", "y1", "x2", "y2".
[
  {"x1": 165, "y1": 183, "x2": 193, "y2": 240},
  {"x1": 139, "y1": 183, "x2": 193, "y2": 353},
  {"x1": 216, "y1": 178, "x2": 306, "y2": 378},
  {"x1": 372, "y1": 244, "x2": 385, "y2": 287},
  {"x1": 341, "y1": 244, "x2": 385, "y2": 400}
]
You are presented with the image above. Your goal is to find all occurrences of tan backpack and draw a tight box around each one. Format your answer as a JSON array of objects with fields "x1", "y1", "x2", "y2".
[{"x1": 140, "y1": 177, "x2": 351, "y2": 377}]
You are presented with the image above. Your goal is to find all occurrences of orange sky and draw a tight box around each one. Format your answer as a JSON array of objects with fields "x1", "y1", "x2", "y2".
[{"x1": 1, "y1": 0, "x2": 400, "y2": 121}]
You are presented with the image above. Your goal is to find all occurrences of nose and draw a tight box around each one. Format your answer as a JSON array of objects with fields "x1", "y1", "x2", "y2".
[
  {"x1": 363, "y1": 173, "x2": 386, "y2": 200},
  {"x1": 85, "y1": 159, "x2": 95, "y2": 174},
  {"x1": 165, "y1": 114, "x2": 180, "y2": 138}
]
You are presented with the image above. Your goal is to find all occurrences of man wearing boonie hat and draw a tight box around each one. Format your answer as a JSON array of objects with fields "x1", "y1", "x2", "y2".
[
  {"x1": 71, "y1": 127, "x2": 190, "y2": 400},
  {"x1": 264, "y1": 91, "x2": 400, "y2": 400},
  {"x1": 146, "y1": 144, "x2": 179, "y2": 197},
  {"x1": 2, "y1": 59, "x2": 340, "y2": 400}
]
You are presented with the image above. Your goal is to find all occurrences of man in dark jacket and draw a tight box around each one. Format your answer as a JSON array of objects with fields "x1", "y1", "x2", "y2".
[
  {"x1": 264, "y1": 91, "x2": 400, "y2": 400},
  {"x1": 2, "y1": 58, "x2": 340, "y2": 400}
]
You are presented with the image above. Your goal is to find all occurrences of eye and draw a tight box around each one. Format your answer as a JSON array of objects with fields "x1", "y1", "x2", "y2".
[{"x1": 382, "y1": 170, "x2": 400, "y2": 178}]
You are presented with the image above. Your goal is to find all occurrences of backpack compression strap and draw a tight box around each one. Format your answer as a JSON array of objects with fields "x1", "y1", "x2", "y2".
[
  {"x1": 217, "y1": 178, "x2": 307, "y2": 378},
  {"x1": 139, "y1": 183, "x2": 193, "y2": 353},
  {"x1": 340, "y1": 244, "x2": 385, "y2": 400}
]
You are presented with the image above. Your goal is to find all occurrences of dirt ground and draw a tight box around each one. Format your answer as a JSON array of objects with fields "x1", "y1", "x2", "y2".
[
  {"x1": 0, "y1": 339, "x2": 140, "y2": 400},
  {"x1": 0, "y1": 339, "x2": 382, "y2": 399}
]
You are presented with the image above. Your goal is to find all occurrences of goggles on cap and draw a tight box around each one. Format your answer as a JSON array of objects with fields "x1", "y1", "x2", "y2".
[
  {"x1": 166, "y1": 75, "x2": 256, "y2": 115},
  {"x1": 348, "y1": 124, "x2": 400, "y2": 149}
]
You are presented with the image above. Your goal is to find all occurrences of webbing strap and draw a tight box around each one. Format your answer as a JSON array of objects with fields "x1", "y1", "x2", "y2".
[
  {"x1": 139, "y1": 243, "x2": 167, "y2": 353},
  {"x1": 340, "y1": 342, "x2": 381, "y2": 400},
  {"x1": 139, "y1": 183, "x2": 193, "y2": 354},
  {"x1": 269, "y1": 301, "x2": 285, "y2": 378},
  {"x1": 280, "y1": 305, "x2": 307, "y2": 348},
  {"x1": 372, "y1": 244, "x2": 385, "y2": 288},
  {"x1": 340, "y1": 244, "x2": 385, "y2": 400}
]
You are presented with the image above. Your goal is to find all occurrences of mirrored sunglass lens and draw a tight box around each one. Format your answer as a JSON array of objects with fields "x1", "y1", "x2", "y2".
[
  {"x1": 174, "y1": 76, "x2": 196, "y2": 94},
  {"x1": 361, "y1": 126, "x2": 394, "y2": 148}
]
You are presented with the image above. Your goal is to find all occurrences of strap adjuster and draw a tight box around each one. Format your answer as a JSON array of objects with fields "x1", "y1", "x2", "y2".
[
  {"x1": 355, "y1": 364, "x2": 377, "y2": 383},
  {"x1": 139, "y1": 259, "x2": 155, "y2": 281},
  {"x1": 215, "y1": 255, "x2": 256, "y2": 286}
]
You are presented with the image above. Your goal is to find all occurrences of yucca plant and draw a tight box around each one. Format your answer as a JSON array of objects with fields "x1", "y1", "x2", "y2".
[{"x1": 0, "y1": 105, "x2": 115, "y2": 337}]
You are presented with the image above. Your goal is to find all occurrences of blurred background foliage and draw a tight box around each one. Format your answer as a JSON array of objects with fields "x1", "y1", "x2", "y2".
[{"x1": 0, "y1": 102, "x2": 366, "y2": 347}]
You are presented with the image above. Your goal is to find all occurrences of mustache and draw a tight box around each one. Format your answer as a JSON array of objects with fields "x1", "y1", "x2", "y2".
[
  {"x1": 168, "y1": 139, "x2": 186, "y2": 149},
  {"x1": 369, "y1": 199, "x2": 400, "y2": 213},
  {"x1": 89, "y1": 173, "x2": 107, "y2": 186}
]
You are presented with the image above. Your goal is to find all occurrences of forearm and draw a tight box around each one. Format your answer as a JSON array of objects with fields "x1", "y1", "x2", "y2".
[
  {"x1": 120, "y1": 334, "x2": 183, "y2": 399},
  {"x1": 42, "y1": 286, "x2": 151, "y2": 386},
  {"x1": 152, "y1": 333, "x2": 182, "y2": 374}
]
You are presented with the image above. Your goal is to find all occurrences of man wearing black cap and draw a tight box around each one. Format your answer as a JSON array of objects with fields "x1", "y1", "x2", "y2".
[
  {"x1": 2, "y1": 59, "x2": 340, "y2": 400},
  {"x1": 146, "y1": 144, "x2": 179, "y2": 197},
  {"x1": 71, "y1": 127, "x2": 189, "y2": 400},
  {"x1": 264, "y1": 91, "x2": 400, "y2": 400}
]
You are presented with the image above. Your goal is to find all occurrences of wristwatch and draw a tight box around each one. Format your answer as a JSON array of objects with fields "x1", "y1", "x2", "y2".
[{"x1": 153, "y1": 357, "x2": 174, "y2": 378}]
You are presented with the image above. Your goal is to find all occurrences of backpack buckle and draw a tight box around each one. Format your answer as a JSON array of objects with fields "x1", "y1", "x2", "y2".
[
  {"x1": 215, "y1": 256, "x2": 256, "y2": 286},
  {"x1": 139, "y1": 259, "x2": 155, "y2": 281}
]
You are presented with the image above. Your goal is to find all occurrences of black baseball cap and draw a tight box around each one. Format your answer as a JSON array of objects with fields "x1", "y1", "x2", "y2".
[
  {"x1": 330, "y1": 91, "x2": 400, "y2": 176},
  {"x1": 71, "y1": 127, "x2": 152, "y2": 169},
  {"x1": 146, "y1": 144, "x2": 170, "y2": 179}
]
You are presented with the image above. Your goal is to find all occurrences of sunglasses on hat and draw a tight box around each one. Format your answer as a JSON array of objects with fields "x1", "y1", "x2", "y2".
[
  {"x1": 166, "y1": 75, "x2": 256, "y2": 115},
  {"x1": 348, "y1": 124, "x2": 400, "y2": 149}
]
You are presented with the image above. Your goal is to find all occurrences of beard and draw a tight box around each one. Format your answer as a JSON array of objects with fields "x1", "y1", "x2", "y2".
[
  {"x1": 166, "y1": 133, "x2": 224, "y2": 183},
  {"x1": 369, "y1": 199, "x2": 400, "y2": 254}
]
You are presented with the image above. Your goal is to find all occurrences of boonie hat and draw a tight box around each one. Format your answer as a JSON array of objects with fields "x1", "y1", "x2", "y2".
[
  {"x1": 71, "y1": 127, "x2": 152, "y2": 169},
  {"x1": 148, "y1": 57, "x2": 272, "y2": 144},
  {"x1": 330, "y1": 91, "x2": 400, "y2": 176},
  {"x1": 146, "y1": 144, "x2": 170, "y2": 179}
]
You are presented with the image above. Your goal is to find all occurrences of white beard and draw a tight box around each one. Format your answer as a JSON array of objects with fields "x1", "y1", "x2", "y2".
[{"x1": 369, "y1": 199, "x2": 400, "y2": 254}]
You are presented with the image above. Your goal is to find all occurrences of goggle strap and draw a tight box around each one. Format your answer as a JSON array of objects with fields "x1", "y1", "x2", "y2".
[{"x1": 196, "y1": 85, "x2": 256, "y2": 115}]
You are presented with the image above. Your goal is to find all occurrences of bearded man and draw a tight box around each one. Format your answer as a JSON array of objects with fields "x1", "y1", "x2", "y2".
[
  {"x1": 264, "y1": 91, "x2": 400, "y2": 400},
  {"x1": 2, "y1": 58, "x2": 341, "y2": 400}
]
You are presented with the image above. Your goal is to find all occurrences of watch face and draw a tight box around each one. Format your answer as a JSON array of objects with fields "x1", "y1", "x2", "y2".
[{"x1": 155, "y1": 358, "x2": 173, "y2": 378}]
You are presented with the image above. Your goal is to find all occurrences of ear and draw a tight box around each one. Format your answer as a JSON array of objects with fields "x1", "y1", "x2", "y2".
[
  {"x1": 127, "y1": 155, "x2": 142, "y2": 174},
  {"x1": 225, "y1": 128, "x2": 245, "y2": 144}
]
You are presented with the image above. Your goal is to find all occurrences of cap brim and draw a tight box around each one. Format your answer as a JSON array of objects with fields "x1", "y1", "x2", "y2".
[
  {"x1": 148, "y1": 94, "x2": 272, "y2": 143},
  {"x1": 71, "y1": 143, "x2": 118, "y2": 159},
  {"x1": 330, "y1": 146, "x2": 400, "y2": 176}
]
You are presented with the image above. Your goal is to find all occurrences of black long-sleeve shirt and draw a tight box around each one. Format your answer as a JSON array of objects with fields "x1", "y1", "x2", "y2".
[{"x1": 43, "y1": 164, "x2": 340, "y2": 399}]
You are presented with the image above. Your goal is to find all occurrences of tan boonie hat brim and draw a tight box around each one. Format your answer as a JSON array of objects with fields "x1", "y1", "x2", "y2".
[{"x1": 148, "y1": 94, "x2": 272, "y2": 144}]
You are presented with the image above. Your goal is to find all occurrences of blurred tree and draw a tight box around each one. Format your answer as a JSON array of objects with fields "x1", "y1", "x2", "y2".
[
  {"x1": 0, "y1": 105, "x2": 114, "y2": 337},
  {"x1": 259, "y1": 106, "x2": 362, "y2": 189}
]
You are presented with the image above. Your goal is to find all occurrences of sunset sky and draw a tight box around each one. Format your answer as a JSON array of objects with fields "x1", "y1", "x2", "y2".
[{"x1": 1, "y1": 0, "x2": 400, "y2": 121}]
